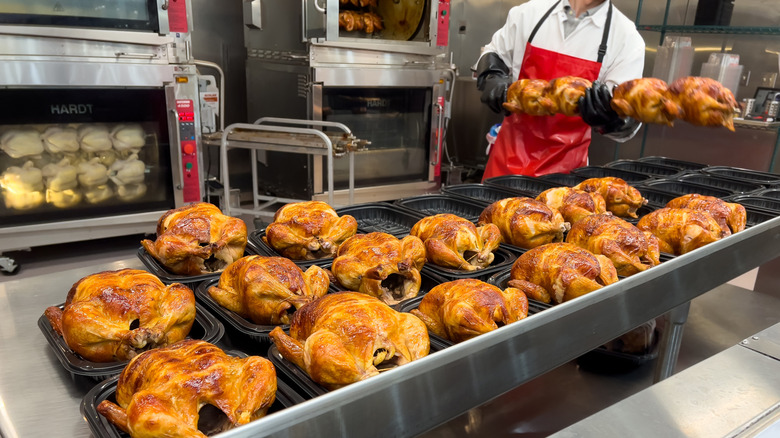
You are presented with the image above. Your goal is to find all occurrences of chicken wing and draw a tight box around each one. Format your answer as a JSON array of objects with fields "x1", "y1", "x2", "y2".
[
  {"x1": 611, "y1": 78, "x2": 684, "y2": 126},
  {"x1": 574, "y1": 177, "x2": 647, "y2": 218},
  {"x1": 264, "y1": 201, "x2": 358, "y2": 260},
  {"x1": 637, "y1": 207, "x2": 728, "y2": 255},
  {"x1": 665, "y1": 193, "x2": 746, "y2": 235},
  {"x1": 478, "y1": 197, "x2": 569, "y2": 249},
  {"x1": 668, "y1": 76, "x2": 738, "y2": 131},
  {"x1": 410, "y1": 214, "x2": 501, "y2": 271},
  {"x1": 536, "y1": 186, "x2": 607, "y2": 224}
]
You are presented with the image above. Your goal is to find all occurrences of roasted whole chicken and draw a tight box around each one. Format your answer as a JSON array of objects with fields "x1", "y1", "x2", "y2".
[
  {"x1": 503, "y1": 79, "x2": 557, "y2": 116},
  {"x1": 665, "y1": 194, "x2": 746, "y2": 235},
  {"x1": 508, "y1": 242, "x2": 618, "y2": 304},
  {"x1": 411, "y1": 279, "x2": 528, "y2": 343},
  {"x1": 269, "y1": 292, "x2": 429, "y2": 390},
  {"x1": 43, "y1": 269, "x2": 195, "y2": 362},
  {"x1": 208, "y1": 255, "x2": 329, "y2": 325},
  {"x1": 574, "y1": 177, "x2": 647, "y2": 218},
  {"x1": 478, "y1": 197, "x2": 569, "y2": 249},
  {"x1": 0, "y1": 128, "x2": 44, "y2": 158},
  {"x1": 610, "y1": 78, "x2": 684, "y2": 126},
  {"x1": 97, "y1": 339, "x2": 276, "y2": 438},
  {"x1": 331, "y1": 232, "x2": 426, "y2": 304},
  {"x1": 546, "y1": 76, "x2": 593, "y2": 117},
  {"x1": 264, "y1": 201, "x2": 358, "y2": 260},
  {"x1": 338, "y1": 11, "x2": 383, "y2": 33},
  {"x1": 637, "y1": 207, "x2": 727, "y2": 255},
  {"x1": 410, "y1": 214, "x2": 501, "y2": 271},
  {"x1": 668, "y1": 76, "x2": 738, "y2": 131},
  {"x1": 340, "y1": 0, "x2": 377, "y2": 7},
  {"x1": 566, "y1": 214, "x2": 661, "y2": 276},
  {"x1": 536, "y1": 186, "x2": 607, "y2": 224},
  {"x1": 142, "y1": 202, "x2": 247, "y2": 276}
]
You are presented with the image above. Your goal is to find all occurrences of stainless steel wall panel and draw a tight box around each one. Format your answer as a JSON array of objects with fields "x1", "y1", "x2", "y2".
[
  {"x1": 310, "y1": 44, "x2": 445, "y2": 67},
  {"x1": 313, "y1": 65, "x2": 448, "y2": 87},
  {"x1": 243, "y1": 0, "x2": 307, "y2": 54},
  {"x1": 0, "y1": 60, "x2": 174, "y2": 87}
]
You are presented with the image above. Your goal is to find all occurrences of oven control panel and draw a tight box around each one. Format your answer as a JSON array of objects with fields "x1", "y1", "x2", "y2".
[
  {"x1": 176, "y1": 99, "x2": 201, "y2": 203},
  {"x1": 436, "y1": 0, "x2": 451, "y2": 47}
]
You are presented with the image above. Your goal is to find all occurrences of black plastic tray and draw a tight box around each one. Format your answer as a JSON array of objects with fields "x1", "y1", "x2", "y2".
[
  {"x1": 605, "y1": 160, "x2": 685, "y2": 178},
  {"x1": 727, "y1": 195, "x2": 780, "y2": 213},
  {"x1": 247, "y1": 229, "x2": 339, "y2": 269},
  {"x1": 639, "y1": 179, "x2": 733, "y2": 198},
  {"x1": 636, "y1": 186, "x2": 680, "y2": 208},
  {"x1": 755, "y1": 188, "x2": 780, "y2": 199},
  {"x1": 483, "y1": 175, "x2": 563, "y2": 197},
  {"x1": 81, "y1": 359, "x2": 305, "y2": 438},
  {"x1": 440, "y1": 183, "x2": 528, "y2": 205},
  {"x1": 576, "y1": 328, "x2": 660, "y2": 372},
  {"x1": 421, "y1": 246, "x2": 517, "y2": 283},
  {"x1": 136, "y1": 245, "x2": 258, "y2": 286},
  {"x1": 571, "y1": 166, "x2": 654, "y2": 184},
  {"x1": 746, "y1": 206, "x2": 778, "y2": 228},
  {"x1": 195, "y1": 278, "x2": 292, "y2": 347},
  {"x1": 536, "y1": 173, "x2": 585, "y2": 186},
  {"x1": 637, "y1": 156, "x2": 708, "y2": 171},
  {"x1": 39, "y1": 303, "x2": 224, "y2": 381},
  {"x1": 702, "y1": 165, "x2": 780, "y2": 186},
  {"x1": 335, "y1": 202, "x2": 423, "y2": 237},
  {"x1": 677, "y1": 173, "x2": 765, "y2": 194},
  {"x1": 393, "y1": 194, "x2": 486, "y2": 223}
]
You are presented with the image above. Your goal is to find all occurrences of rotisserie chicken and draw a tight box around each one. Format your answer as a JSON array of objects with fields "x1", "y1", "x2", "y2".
[
  {"x1": 338, "y1": 11, "x2": 383, "y2": 33},
  {"x1": 108, "y1": 153, "x2": 146, "y2": 186},
  {"x1": 637, "y1": 207, "x2": 728, "y2": 255},
  {"x1": 0, "y1": 160, "x2": 45, "y2": 210},
  {"x1": 665, "y1": 194, "x2": 746, "y2": 235},
  {"x1": 536, "y1": 186, "x2": 607, "y2": 224},
  {"x1": 331, "y1": 232, "x2": 426, "y2": 305},
  {"x1": 574, "y1": 177, "x2": 647, "y2": 218},
  {"x1": 508, "y1": 242, "x2": 618, "y2": 304},
  {"x1": 0, "y1": 128, "x2": 43, "y2": 158},
  {"x1": 546, "y1": 76, "x2": 593, "y2": 117},
  {"x1": 668, "y1": 76, "x2": 738, "y2": 131},
  {"x1": 84, "y1": 184, "x2": 113, "y2": 204},
  {"x1": 610, "y1": 78, "x2": 684, "y2": 126},
  {"x1": 141, "y1": 202, "x2": 247, "y2": 276},
  {"x1": 208, "y1": 255, "x2": 330, "y2": 325},
  {"x1": 77, "y1": 157, "x2": 109, "y2": 187},
  {"x1": 478, "y1": 197, "x2": 569, "y2": 249},
  {"x1": 340, "y1": 0, "x2": 378, "y2": 7},
  {"x1": 111, "y1": 124, "x2": 146, "y2": 153},
  {"x1": 565, "y1": 213, "x2": 661, "y2": 276},
  {"x1": 503, "y1": 79, "x2": 557, "y2": 116},
  {"x1": 410, "y1": 214, "x2": 501, "y2": 271},
  {"x1": 264, "y1": 201, "x2": 358, "y2": 260},
  {"x1": 42, "y1": 126, "x2": 80, "y2": 154},
  {"x1": 78, "y1": 125, "x2": 113, "y2": 152},
  {"x1": 97, "y1": 339, "x2": 276, "y2": 438},
  {"x1": 269, "y1": 292, "x2": 429, "y2": 389},
  {"x1": 43, "y1": 269, "x2": 196, "y2": 362},
  {"x1": 42, "y1": 158, "x2": 78, "y2": 191},
  {"x1": 411, "y1": 279, "x2": 528, "y2": 343}
]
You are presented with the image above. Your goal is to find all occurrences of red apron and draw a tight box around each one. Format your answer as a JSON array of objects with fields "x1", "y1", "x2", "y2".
[{"x1": 483, "y1": 0, "x2": 613, "y2": 179}]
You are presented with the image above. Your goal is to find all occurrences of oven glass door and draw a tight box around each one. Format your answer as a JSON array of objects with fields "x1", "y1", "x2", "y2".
[
  {"x1": 321, "y1": 87, "x2": 431, "y2": 188},
  {"x1": 0, "y1": 0, "x2": 158, "y2": 31},
  {"x1": 0, "y1": 88, "x2": 175, "y2": 227}
]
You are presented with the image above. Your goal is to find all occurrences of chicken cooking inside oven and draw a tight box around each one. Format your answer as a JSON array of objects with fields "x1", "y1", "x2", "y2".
[
  {"x1": 668, "y1": 76, "x2": 738, "y2": 131},
  {"x1": 665, "y1": 194, "x2": 746, "y2": 235},
  {"x1": 97, "y1": 339, "x2": 276, "y2": 438},
  {"x1": 338, "y1": 11, "x2": 383, "y2": 34},
  {"x1": 208, "y1": 255, "x2": 329, "y2": 325},
  {"x1": 610, "y1": 78, "x2": 684, "y2": 126},
  {"x1": 411, "y1": 279, "x2": 529, "y2": 343},
  {"x1": 565, "y1": 214, "x2": 661, "y2": 276},
  {"x1": 536, "y1": 186, "x2": 607, "y2": 224},
  {"x1": 340, "y1": 0, "x2": 378, "y2": 7},
  {"x1": 478, "y1": 197, "x2": 569, "y2": 249},
  {"x1": 141, "y1": 202, "x2": 247, "y2": 276},
  {"x1": 508, "y1": 242, "x2": 618, "y2": 304},
  {"x1": 546, "y1": 76, "x2": 593, "y2": 117},
  {"x1": 410, "y1": 214, "x2": 501, "y2": 271},
  {"x1": 503, "y1": 79, "x2": 557, "y2": 116},
  {"x1": 264, "y1": 201, "x2": 358, "y2": 261},
  {"x1": 574, "y1": 177, "x2": 647, "y2": 218},
  {"x1": 43, "y1": 269, "x2": 195, "y2": 362},
  {"x1": 269, "y1": 292, "x2": 429, "y2": 390},
  {"x1": 637, "y1": 207, "x2": 728, "y2": 255},
  {"x1": 331, "y1": 232, "x2": 426, "y2": 305}
]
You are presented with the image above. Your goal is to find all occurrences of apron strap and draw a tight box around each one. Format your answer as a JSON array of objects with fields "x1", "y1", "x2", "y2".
[
  {"x1": 597, "y1": 1, "x2": 613, "y2": 64},
  {"x1": 528, "y1": 1, "x2": 560, "y2": 44}
]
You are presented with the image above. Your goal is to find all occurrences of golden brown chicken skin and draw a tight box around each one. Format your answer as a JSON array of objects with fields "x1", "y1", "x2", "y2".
[
  {"x1": 43, "y1": 269, "x2": 195, "y2": 362},
  {"x1": 411, "y1": 279, "x2": 528, "y2": 343},
  {"x1": 668, "y1": 76, "x2": 738, "y2": 131},
  {"x1": 141, "y1": 202, "x2": 247, "y2": 276},
  {"x1": 503, "y1": 79, "x2": 558, "y2": 116},
  {"x1": 264, "y1": 201, "x2": 358, "y2": 260},
  {"x1": 546, "y1": 76, "x2": 593, "y2": 117},
  {"x1": 574, "y1": 177, "x2": 647, "y2": 218},
  {"x1": 665, "y1": 194, "x2": 746, "y2": 235},
  {"x1": 269, "y1": 292, "x2": 429, "y2": 390},
  {"x1": 97, "y1": 339, "x2": 276, "y2": 438},
  {"x1": 610, "y1": 78, "x2": 684, "y2": 126},
  {"x1": 637, "y1": 207, "x2": 728, "y2": 255},
  {"x1": 410, "y1": 214, "x2": 501, "y2": 271},
  {"x1": 536, "y1": 186, "x2": 607, "y2": 224},
  {"x1": 208, "y1": 255, "x2": 329, "y2": 325},
  {"x1": 566, "y1": 214, "x2": 661, "y2": 276},
  {"x1": 478, "y1": 197, "x2": 569, "y2": 249},
  {"x1": 508, "y1": 242, "x2": 618, "y2": 304},
  {"x1": 332, "y1": 232, "x2": 426, "y2": 305}
]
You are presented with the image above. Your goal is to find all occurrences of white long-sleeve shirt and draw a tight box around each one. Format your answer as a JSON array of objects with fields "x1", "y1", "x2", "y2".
[{"x1": 482, "y1": 0, "x2": 645, "y2": 87}]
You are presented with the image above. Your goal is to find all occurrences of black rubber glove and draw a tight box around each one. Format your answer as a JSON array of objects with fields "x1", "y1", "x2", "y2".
[
  {"x1": 475, "y1": 52, "x2": 513, "y2": 115},
  {"x1": 579, "y1": 81, "x2": 640, "y2": 140}
]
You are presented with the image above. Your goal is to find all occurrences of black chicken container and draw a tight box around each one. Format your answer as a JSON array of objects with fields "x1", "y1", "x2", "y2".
[
  {"x1": 755, "y1": 188, "x2": 780, "y2": 199},
  {"x1": 726, "y1": 195, "x2": 780, "y2": 214},
  {"x1": 441, "y1": 183, "x2": 530, "y2": 205},
  {"x1": 536, "y1": 172, "x2": 585, "y2": 186},
  {"x1": 336, "y1": 202, "x2": 424, "y2": 238},
  {"x1": 636, "y1": 186, "x2": 680, "y2": 208},
  {"x1": 136, "y1": 245, "x2": 259, "y2": 287},
  {"x1": 636, "y1": 156, "x2": 708, "y2": 171},
  {"x1": 39, "y1": 303, "x2": 224, "y2": 382},
  {"x1": 605, "y1": 159, "x2": 685, "y2": 178},
  {"x1": 639, "y1": 179, "x2": 734, "y2": 198},
  {"x1": 702, "y1": 165, "x2": 780, "y2": 186},
  {"x1": 483, "y1": 175, "x2": 564, "y2": 197},
  {"x1": 394, "y1": 194, "x2": 486, "y2": 223},
  {"x1": 571, "y1": 166, "x2": 655, "y2": 184},
  {"x1": 677, "y1": 172, "x2": 765, "y2": 194},
  {"x1": 81, "y1": 360, "x2": 305, "y2": 438},
  {"x1": 746, "y1": 206, "x2": 778, "y2": 227}
]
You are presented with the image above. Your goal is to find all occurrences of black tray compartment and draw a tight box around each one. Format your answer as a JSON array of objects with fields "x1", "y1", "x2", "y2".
[
  {"x1": 639, "y1": 179, "x2": 733, "y2": 198},
  {"x1": 441, "y1": 184, "x2": 529, "y2": 205},
  {"x1": 636, "y1": 156, "x2": 708, "y2": 171},
  {"x1": 755, "y1": 188, "x2": 780, "y2": 199},
  {"x1": 605, "y1": 160, "x2": 685, "y2": 178},
  {"x1": 727, "y1": 195, "x2": 780, "y2": 213},
  {"x1": 636, "y1": 187, "x2": 681, "y2": 207},
  {"x1": 394, "y1": 195, "x2": 486, "y2": 223},
  {"x1": 702, "y1": 165, "x2": 780, "y2": 186},
  {"x1": 677, "y1": 173, "x2": 765, "y2": 194},
  {"x1": 136, "y1": 246, "x2": 258, "y2": 287},
  {"x1": 571, "y1": 166, "x2": 654, "y2": 184},
  {"x1": 39, "y1": 303, "x2": 224, "y2": 382},
  {"x1": 483, "y1": 175, "x2": 563, "y2": 197},
  {"x1": 536, "y1": 173, "x2": 585, "y2": 186},
  {"x1": 335, "y1": 202, "x2": 423, "y2": 238},
  {"x1": 746, "y1": 207, "x2": 778, "y2": 228},
  {"x1": 421, "y1": 246, "x2": 517, "y2": 283}
]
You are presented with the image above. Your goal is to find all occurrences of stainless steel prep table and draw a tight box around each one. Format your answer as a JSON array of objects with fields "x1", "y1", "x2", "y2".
[{"x1": 1, "y1": 215, "x2": 780, "y2": 437}]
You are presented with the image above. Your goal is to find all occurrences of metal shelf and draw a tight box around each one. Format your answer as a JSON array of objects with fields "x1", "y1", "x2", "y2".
[{"x1": 638, "y1": 25, "x2": 780, "y2": 35}]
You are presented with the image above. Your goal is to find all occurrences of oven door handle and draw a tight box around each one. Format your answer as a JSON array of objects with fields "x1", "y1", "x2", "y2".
[
  {"x1": 313, "y1": 0, "x2": 327, "y2": 14},
  {"x1": 431, "y1": 102, "x2": 444, "y2": 166}
]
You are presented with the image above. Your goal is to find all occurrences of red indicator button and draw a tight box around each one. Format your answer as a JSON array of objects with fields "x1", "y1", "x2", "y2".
[{"x1": 183, "y1": 143, "x2": 195, "y2": 154}]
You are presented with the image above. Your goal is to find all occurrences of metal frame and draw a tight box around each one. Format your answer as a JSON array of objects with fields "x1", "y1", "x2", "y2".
[{"x1": 214, "y1": 215, "x2": 780, "y2": 438}]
